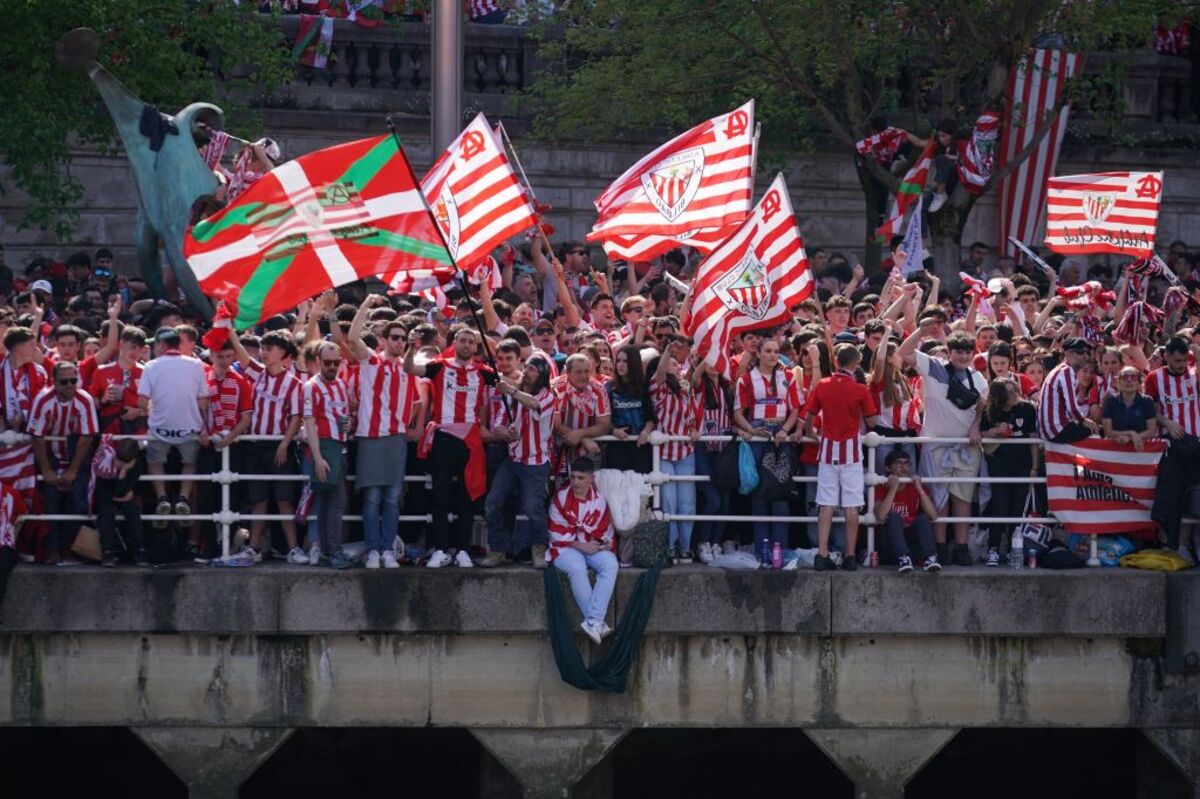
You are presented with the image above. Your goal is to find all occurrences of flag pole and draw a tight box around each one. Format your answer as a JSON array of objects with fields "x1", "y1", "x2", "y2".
[{"x1": 385, "y1": 115, "x2": 503, "y2": 375}]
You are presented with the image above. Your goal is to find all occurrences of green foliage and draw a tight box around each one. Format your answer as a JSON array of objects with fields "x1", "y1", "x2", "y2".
[
  {"x1": 0, "y1": 0, "x2": 294, "y2": 239},
  {"x1": 527, "y1": 0, "x2": 1177, "y2": 155}
]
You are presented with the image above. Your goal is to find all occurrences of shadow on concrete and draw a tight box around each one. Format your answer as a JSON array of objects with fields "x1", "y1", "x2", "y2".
[{"x1": 0, "y1": 726, "x2": 184, "y2": 796}]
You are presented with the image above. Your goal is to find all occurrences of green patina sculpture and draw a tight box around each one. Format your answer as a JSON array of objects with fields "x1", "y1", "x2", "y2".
[{"x1": 57, "y1": 27, "x2": 219, "y2": 316}]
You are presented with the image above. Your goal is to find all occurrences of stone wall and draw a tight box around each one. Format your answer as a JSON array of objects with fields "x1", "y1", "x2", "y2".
[{"x1": 3, "y1": 107, "x2": 1200, "y2": 277}]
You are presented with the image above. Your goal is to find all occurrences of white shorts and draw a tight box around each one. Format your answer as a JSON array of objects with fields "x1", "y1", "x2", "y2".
[{"x1": 816, "y1": 461, "x2": 865, "y2": 509}]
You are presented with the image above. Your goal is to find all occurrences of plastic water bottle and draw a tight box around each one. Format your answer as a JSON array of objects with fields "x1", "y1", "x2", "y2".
[
  {"x1": 759, "y1": 537, "x2": 771, "y2": 567},
  {"x1": 1010, "y1": 530, "x2": 1024, "y2": 570},
  {"x1": 771, "y1": 542, "x2": 783, "y2": 570}
]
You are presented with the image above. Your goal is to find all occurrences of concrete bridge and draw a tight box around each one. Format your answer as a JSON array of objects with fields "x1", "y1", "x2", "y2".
[{"x1": 1, "y1": 565, "x2": 1198, "y2": 797}]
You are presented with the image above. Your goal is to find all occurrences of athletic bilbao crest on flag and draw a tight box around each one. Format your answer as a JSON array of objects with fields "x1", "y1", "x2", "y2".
[
  {"x1": 186, "y1": 134, "x2": 454, "y2": 329},
  {"x1": 589, "y1": 100, "x2": 756, "y2": 243},
  {"x1": 1083, "y1": 192, "x2": 1115, "y2": 226},
  {"x1": 685, "y1": 174, "x2": 813, "y2": 378},
  {"x1": 432, "y1": 187, "x2": 461, "y2": 255},
  {"x1": 714, "y1": 256, "x2": 770, "y2": 320},
  {"x1": 1045, "y1": 171, "x2": 1163, "y2": 257},
  {"x1": 1044, "y1": 438, "x2": 1164, "y2": 537},
  {"x1": 641, "y1": 148, "x2": 704, "y2": 222}
]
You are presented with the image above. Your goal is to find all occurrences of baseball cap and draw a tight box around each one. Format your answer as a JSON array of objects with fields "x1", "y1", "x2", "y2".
[
  {"x1": 1063, "y1": 337, "x2": 1091, "y2": 352},
  {"x1": 30, "y1": 279, "x2": 53, "y2": 295},
  {"x1": 155, "y1": 326, "x2": 181, "y2": 346},
  {"x1": 834, "y1": 331, "x2": 860, "y2": 345}
]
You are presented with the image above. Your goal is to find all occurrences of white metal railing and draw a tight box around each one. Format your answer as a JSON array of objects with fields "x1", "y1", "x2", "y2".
[{"x1": 5, "y1": 430, "x2": 1171, "y2": 568}]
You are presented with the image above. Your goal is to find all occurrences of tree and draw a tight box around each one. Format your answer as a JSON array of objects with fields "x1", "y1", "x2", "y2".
[
  {"x1": 526, "y1": 0, "x2": 1180, "y2": 274},
  {"x1": 0, "y1": 1, "x2": 293, "y2": 239}
]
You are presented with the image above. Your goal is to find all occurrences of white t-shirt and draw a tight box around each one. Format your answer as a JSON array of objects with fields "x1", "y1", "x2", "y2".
[
  {"x1": 915, "y1": 350, "x2": 988, "y2": 438},
  {"x1": 138, "y1": 353, "x2": 209, "y2": 442}
]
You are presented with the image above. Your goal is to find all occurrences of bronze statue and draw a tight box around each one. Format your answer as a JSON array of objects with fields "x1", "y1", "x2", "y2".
[{"x1": 57, "y1": 27, "x2": 221, "y2": 315}]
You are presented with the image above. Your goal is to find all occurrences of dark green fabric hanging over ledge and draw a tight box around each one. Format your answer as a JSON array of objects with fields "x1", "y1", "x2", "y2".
[{"x1": 542, "y1": 564, "x2": 663, "y2": 693}]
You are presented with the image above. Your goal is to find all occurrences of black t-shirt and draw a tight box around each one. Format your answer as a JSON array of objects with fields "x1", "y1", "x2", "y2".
[{"x1": 980, "y1": 401, "x2": 1038, "y2": 474}]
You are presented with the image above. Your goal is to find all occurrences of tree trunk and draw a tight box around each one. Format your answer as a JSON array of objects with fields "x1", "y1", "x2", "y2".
[
  {"x1": 854, "y1": 160, "x2": 886, "y2": 273},
  {"x1": 927, "y1": 189, "x2": 979, "y2": 299}
]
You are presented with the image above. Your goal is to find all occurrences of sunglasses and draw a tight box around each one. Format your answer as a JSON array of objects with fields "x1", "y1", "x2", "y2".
[
  {"x1": 321, "y1": 359, "x2": 342, "y2": 367},
  {"x1": 627, "y1": 307, "x2": 645, "y2": 315},
  {"x1": 58, "y1": 378, "x2": 78, "y2": 386},
  {"x1": 388, "y1": 334, "x2": 406, "y2": 341}
]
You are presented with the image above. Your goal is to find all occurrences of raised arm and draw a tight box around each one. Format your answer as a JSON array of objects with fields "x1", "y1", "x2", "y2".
[
  {"x1": 344, "y1": 294, "x2": 383, "y2": 362},
  {"x1": 93, "y1": 297, "x2": 124, "y2": 366}
]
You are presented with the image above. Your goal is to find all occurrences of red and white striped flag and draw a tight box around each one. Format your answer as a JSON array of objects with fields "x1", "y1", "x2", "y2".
[
  {"x1": 588, "y1": 101, "x2": 756, "y2": 247},
  {"x1": 956, "y1": 111, "x2": 999, "y2": 194},
  {"x1": 1045, "y1": 171, "x2": 1163, "y2": 257},
  {"x1": 1044, "y1": 437, "x2": 1164, "y2": 537},
  {"x1": 684, "y1": 174, "x2": 813, "y2": 378},
  {"x1": 599, "y1": 226, "x2": 735, "y2": 263},
  {"x1": 395, "y1": 112, "x2": 537, "y2": 294},
  {"x1": 996, "y1": 48, "x2": 1082, "y2": 260}
]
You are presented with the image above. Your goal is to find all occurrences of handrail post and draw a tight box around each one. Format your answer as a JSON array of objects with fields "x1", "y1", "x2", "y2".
[
  {"x1": 864, "y1": 433, "x2": 879, "y2": 564},
  {"x1": 219, "y1": 445, "x2": 232, "y2": 559}
]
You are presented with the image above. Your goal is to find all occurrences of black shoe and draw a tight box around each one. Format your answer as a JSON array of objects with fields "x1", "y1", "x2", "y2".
[
  {"x1": 842, "y1": 554, "x2": 859, "y2": 572},
  {"x1": 101, "y1": 552, "x2": 117, "y2": 568},
  {"x1": 814, "y1": 553, "x2": 835, "y2": 571},
  {"x1": 513, "y1": 547, "x2": 532, "y2": 564},
  {"x1": 952, "y1": 544, "x2": 973, "y2": 567},
  {"x1": 134, "y1": 547, "x2": 150, "y2": 567},
  {"x1": 936, "y1": 542, "x2": 951, "y2": 564}
]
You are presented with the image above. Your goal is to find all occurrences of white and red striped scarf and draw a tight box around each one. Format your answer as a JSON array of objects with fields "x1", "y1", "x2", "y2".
[{"x1": 956, "y1": 111, "x2": 999, "y2": 194}]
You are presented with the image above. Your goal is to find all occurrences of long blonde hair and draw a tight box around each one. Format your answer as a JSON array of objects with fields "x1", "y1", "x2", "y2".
[{"x1": 880, "y1": 343, "x2": 912, "y2": 407}]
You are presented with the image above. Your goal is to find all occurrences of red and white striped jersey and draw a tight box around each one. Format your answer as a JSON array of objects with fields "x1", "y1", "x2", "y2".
[
  {"x1": 506, "y1": 388, "x2": 557, "y2": 466},
  {"x1": 207, "y1": 369, "x2": 253, "y2": 435},
  {"x1": 735, "y1": 367, "x2": 798, "y2": 424},
  {"x1": 487, "y1": 375, "x2": 522, "y2": 431},
  {"x1": 27, "y1": 387, "x2": 99, "y2": 463},
  {"x1": 244, "y1": 360, "x2": 303, "y2": 438},
  {"x1": 0, "y1": 482, "x2": 24, "y2": 549},
  {"x1": 1097, "y1": 372, "x2": 1119, "y2": 401},
  {"x1": 651, "y1": 379, "x2": 702, "y2": 461},
  {"x1": 699, "y1": 381, "x2": 732, "y2": 451},
  {"x1": 1145, "y1": 366, "x2": 1200, "y2": 439},
  {"x1": 425, "y1": 359, "x2": 492, "y2": 430},
  {"x1": 805, "y1": 371, "x2": 878, "y2": 465},
  {"x1": 303, "y1": 375, "x2": 352, "y2": 443},
  {"x1": 1037, "y1": 363, "x2": 1090, "y2": 440},
  {"x1": 556, "y1": 379, "x2": 612, "y2": 431},
  {"x1": 547, "y1": 484, "x2": 614, "y2": 561},
  {"x1": 0, "y1": 358, "x2": 46, "y2": 428},
  {"x1": 356, "y1": 355, "x2": 421, "y2": 438},
  {"x1": 870, "y1": 377, "x2": 923, "y2": 433}
]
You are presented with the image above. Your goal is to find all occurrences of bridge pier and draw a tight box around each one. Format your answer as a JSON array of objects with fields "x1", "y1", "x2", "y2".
[
  {"x1": 132, "y1": 726, "x2": 293, "y2": 799},
  {"x1": 806, "y1": 728, "x2": 958, "y2": 799},
  {"x1": 473, "y1": 728, "x2": 627, "y2": 799}
]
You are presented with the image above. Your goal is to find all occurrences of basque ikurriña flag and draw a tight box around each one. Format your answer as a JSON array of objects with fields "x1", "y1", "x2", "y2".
[
  {"x1": 684, "y1": 174, "x2": 813, "y2": 378},
  {"x1": 185, "y1": 134, "x2": 455, "y2": 328},
  {"x1": 1044, "y1": 437, "x2": 1164, "y2": 537}
]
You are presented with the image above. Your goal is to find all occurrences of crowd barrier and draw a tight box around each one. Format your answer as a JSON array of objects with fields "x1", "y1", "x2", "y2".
[{"x1": 11, "y1": 432, "x2": 1158, "y2": 568}]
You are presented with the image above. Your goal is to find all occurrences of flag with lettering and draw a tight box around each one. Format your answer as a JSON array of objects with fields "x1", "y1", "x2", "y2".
[
  {"x1": 409, "y1": 113, "x2": 538, "y2": 290},
  {"x1": 684, "y1": 174, "x2": 813, "y2": 378},
  {"x1": 185, "y1": 134, "x2": 455, "y2": 328},
  {"x1": 588, "y1": 100, "x2": 756, "y2": 247},
  {"x1": 1045, "y1": 171, "x2": 1164, "y2": 257},
  {"x1": 1044, "y1": 437, "x2": 1164, "y2": 537}
]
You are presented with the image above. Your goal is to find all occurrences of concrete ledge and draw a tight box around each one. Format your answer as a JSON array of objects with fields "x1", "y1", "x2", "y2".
[
  {"x1": 831, "y1": 568, "x2": 1166, "y2": 637},
  {"x1": 0, "y1": 564, "x2": 1168, "y2": 637}
]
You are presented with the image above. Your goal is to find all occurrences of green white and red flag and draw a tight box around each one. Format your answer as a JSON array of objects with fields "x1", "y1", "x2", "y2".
[
  {"x1": 875, "y1": 140, "x2": 936, "y2": 243},
  {"x1": 185, "y1": 134, "x2": 455, "y2": 329}
]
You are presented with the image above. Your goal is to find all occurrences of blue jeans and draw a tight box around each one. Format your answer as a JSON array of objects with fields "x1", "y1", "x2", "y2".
[
  {"x1": 553, "y1": 547, "x2": 619, "y2": 624},
  {"x1": 750, "y1": 439, "x2": 789, "y2": 547},
  {"x1": 694, "y1": 445, "x2": 729, "y2": 545},
  {"x1": 660, "y1": 454, "x2": 696, "y2": 552},
  {"x1": 361, "y1": 442, "x2": 407, "y2": 554},
  {"x1": 880, "y1": 512, "x2": 935, "y2": 563},
  {"x1": 485, "y1": 460, "x2": 551, "y2": 553}
]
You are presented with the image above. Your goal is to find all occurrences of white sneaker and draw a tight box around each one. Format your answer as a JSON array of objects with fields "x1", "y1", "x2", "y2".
[
  {"x1": 247, "y1": 546, "x2": 264, "y2": 563},
  {"x1": 426, "y1": 549, "x2": 451, "y2": 568},
  {"x1": 307, "y1": 545, "x2": 322, "y2": 566},
  {"x1": 365, "y1": 550, "x2": 381, "y2": 570},
  {"x1": 985, "y1": 548, "x2": 1000, "y2": 568},
  {"x1": 1176, "y1": 545, "x2": 1196, "y2": 566},
  {"x1": 580, "y1": 619, "x2": 604, "y2": 645},
  {"x1": 381, "y1": 550, "x2": 400, "y2": 569},
  {"x1": 286, "y1": 547, "x2": 309, "y2": 565},
  {"x1": 698, "y1": 543, "x2": 714, "y2": 564},
  {"x1": 454, "y1": 549, "x2": 474, "y2": 568},
  {"x1": 928, "y1": 191, "x2": 948, "y2": 213}
]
